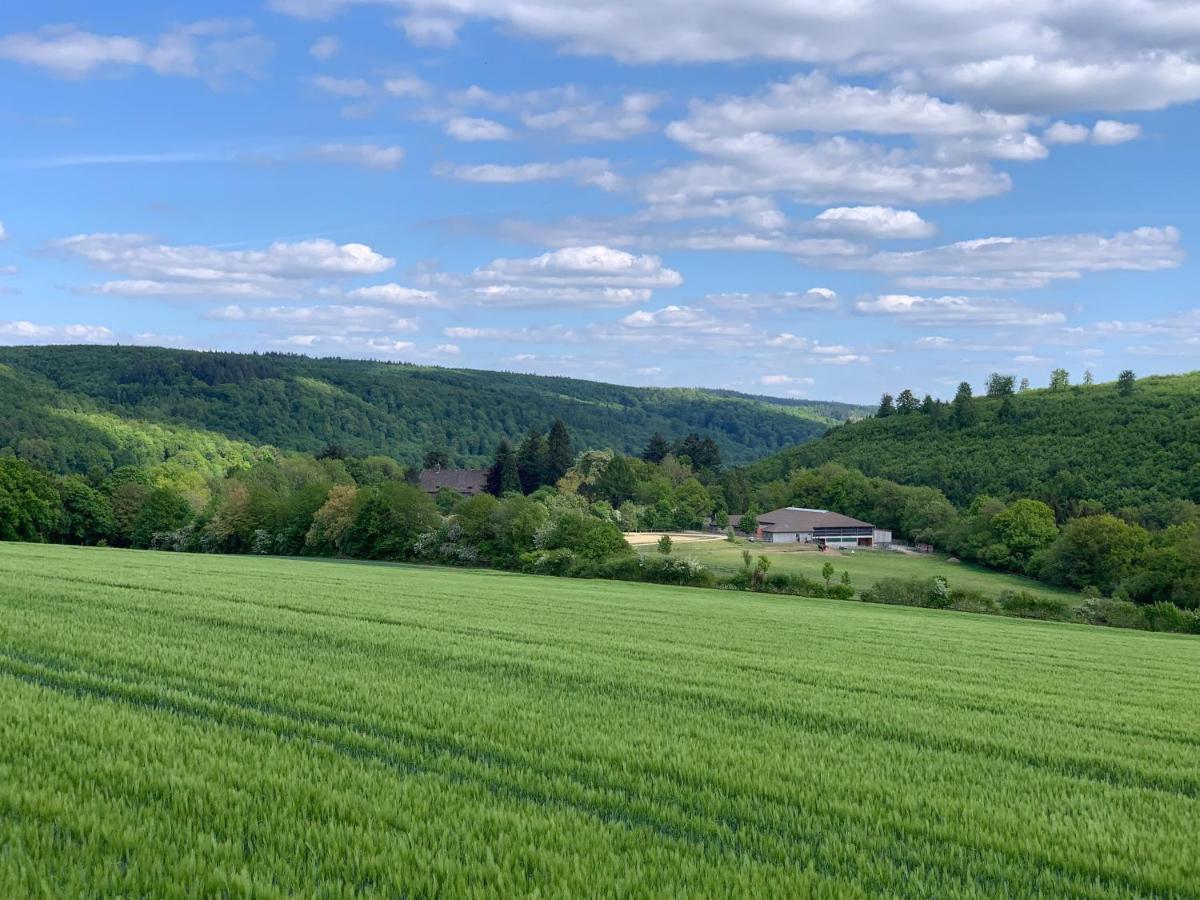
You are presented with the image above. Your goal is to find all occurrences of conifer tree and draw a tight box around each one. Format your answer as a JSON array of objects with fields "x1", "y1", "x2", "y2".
[{"x1": 546, "y1": 419, "x2": 574, "y2": 484}]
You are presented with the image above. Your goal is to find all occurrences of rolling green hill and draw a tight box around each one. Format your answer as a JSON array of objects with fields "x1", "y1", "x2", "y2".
[
  {"x1": 746, "y1": 372, "x2": 1200, "y2": 514},
  {"x1": 0, "y1": 345, "x2": 867, "y2": 474},
  {"x1": 2, "y1": 544, "x2": 1195, "y2": 895}
]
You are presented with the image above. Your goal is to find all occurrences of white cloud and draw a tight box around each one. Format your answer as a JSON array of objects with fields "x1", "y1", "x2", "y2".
[
  {"x1": 602, "y1": 305, "x2": 753, "y2": 342},
  {"x1": 764, "y1": 333, "x2": 810, "y2": 349},
  {"x1": 521, "y1": 92, "x2": 662, "y2": 141},
  {"x1": 678, "y1": 72, "x2": 1030, "y2": 141},
  {"x1": 443, "y1": 325, "x2": 578, "y2": 343},
  {"x1": 0, "y1": 320, "x2": 114, "y2": 343},
  {"x1": 638, "y1": 196, "x2": 787, "y2": 230},
  {"x1": 704, "y1": 288, "x2": 838, "y2": 311},
  {"x1": 918, "y1": 53, "x2": 1200, "y2": 114},
  {"x1": 382, "y1": 75, "x2": 433, "y2": 98},
  {"x1": 855, "y1": 294, "x2": 1067, "y2": 327},
  {"x1": 397, "y1": 15, "x2": 461, "y2": 47},
  {"x1": 309, "y1": 74, "x2": 373, "y2": 97},
  {"x1": 0, "y1": 21, "x2": 272, "y2": 84},
  {"x1": 0, "y1": 221, "x2": 6, "y2": 241},
  {"x1": 433, "y1": 343, "x2": 461, "y2": 353},
  {"x1": 647, "y1": 134, "x2": 1010, "y2": 206},
  {"x1": 206, "y1": 304, "x2": 418, "y2": 331},
  {"x1": 443, "y1": 116, "x2": 514, "y2": 141},
  {"x1": 308, "y1": 35, "x2": 341, "y2": 60},
  {"x1": 264, "y1": 0, "x2": 1200, "y2": 124},
  {"x1": 810, "y1": 206, "x2": 934, "y2": 239},
  {"x1": 861, "y1": 226, "x2": 1183, "y2": 284},
  {"x1": 308, "y1": 143, "x2": 405, "y2": 170},
  {"x1": 434, "y1": 157, "x2": 621, "y2": 191},
  {"x1": 473, "y1": 245, "x2": 682, "y2": 288},
  {"x1": 52, "y1": 232, "x2": 394, "y2": 299},
  {"x1": 1043, "y1": 121, "x2": 1091, "y2": 144},
  {"x1": 345, "y1": 284, "x2": 440, "y2": 305},
  {"x1": 1091, "y1": 119, "x2": 1142, "y2": 145},
  {"x1": 1044, "y1": 119, "x2": 1142, "y2": 145},
  {"x1": 760, "y1": 374, "x2": 795, "y2": 385}
]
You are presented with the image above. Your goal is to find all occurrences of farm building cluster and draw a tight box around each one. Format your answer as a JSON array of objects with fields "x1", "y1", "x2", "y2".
[{"x1": 731, "y1": 507, "x2": 892, "y2": 549}]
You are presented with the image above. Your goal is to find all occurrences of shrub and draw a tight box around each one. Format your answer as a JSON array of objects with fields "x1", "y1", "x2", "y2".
[
  {"x1": 1143, "y1": 601, "x2": 1199, "y2": 634},
  {"x1": 519, "y1": 548, "x2": 577, "y2": 576},
  {"x1": 996, "y1": 590, "x2": 1073, "y2": 621},
  {"x1": 1076, "y1": 597, "x2": 1147, "y2": 629}
]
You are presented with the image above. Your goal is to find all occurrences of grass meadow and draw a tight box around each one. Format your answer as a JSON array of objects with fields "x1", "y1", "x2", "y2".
[
  {"x1": 658, "y1": 535, "x2": 1080, "y2": 603},
  {"x1": 1, "y1": 542, "x2": 1196, "y2": 897}
]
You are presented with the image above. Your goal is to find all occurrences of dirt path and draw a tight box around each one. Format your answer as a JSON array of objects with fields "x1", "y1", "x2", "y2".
[{"x1": 624, "y1": 531, "x2": 726, "y2": 546}]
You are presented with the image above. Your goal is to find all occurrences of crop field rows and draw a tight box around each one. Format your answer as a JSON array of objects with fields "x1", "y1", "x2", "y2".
[{"x1": 1, "y1": 543, "x2": 1197, "y2": 897}]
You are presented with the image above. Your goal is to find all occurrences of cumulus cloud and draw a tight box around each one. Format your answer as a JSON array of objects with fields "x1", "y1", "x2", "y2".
[
  {"x1": 308, "y1": 35, "x2": 341, "y2": 59},
  {"x1": 345, "y1": 284, "x2": 440, "y2": 305},
  {"x1": 1091, "y1": 119, "x2": 1142, "y2": 144},
  {"x1": 704, "y1": 288, "x2": 838, "y2": 311},
  {"x1": 677, "y1": 72, "x2": 1030, "y2": 141},
  {"x1": 521, "y1": 92, "x2": 662, "y2": 141},
  {"x1": 443, "y1": 116, "x2": 514, "y2": 141},
  {"x1": 1044, "y1": 119, "x2": 1142, "y2": 145},
  {"x1": 308, "y1": 74, "x2": 373, "y2": 97},
  {"x1": 855, "y1": 294, "x2": 1067, "y2": 327},
  {"x1": 0, "y1": 20, "x2": 272, "y2": 84},
  {"x1": 434, "y1": 157, "x2": 622, "y2": 191},
  {"x1": 917, "y1": 53, "x2": 1200, "y2": 114},
  {"x1": 205, "y1": 304, "x2": 418, "y2": 331},
  {"x1": 646, "y1": 134, "x2": 1011, "y2": 206},
  {"x1": 308, "y1": 143, "x2": 405, "y2": 170},
  {"x1": 417, "y1": 245, "x2": 682, "y2": 308},
  {"x1": 0, "y1": 320, "x2": 114, "y2": 343},
  {"x1": 382, "y1": 75, "x2": 433, "y2": 98},
  {"x1": 810, "y1": 206, "x2": 934, "y2": 239},
  {"x1": 397, "y1": 15, "x2": 461, "y2": 47},
  {"x1": 860, "y1": 226, "x2": 1183, "y2": 285},
  {"x1": 51, "y1": 232, "x2": 394, "y2": 299}
]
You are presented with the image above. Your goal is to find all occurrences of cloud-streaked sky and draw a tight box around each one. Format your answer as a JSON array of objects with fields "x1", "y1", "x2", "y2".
[{"x1": 2, "y1": 1, "x2": 1198, "y2": 402}]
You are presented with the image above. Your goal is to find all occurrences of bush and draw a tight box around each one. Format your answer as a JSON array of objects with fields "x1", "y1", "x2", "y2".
[
  {"x1": 640, "y1": 554, "x2": 714, "y2": 587},
  {"x1": 1143, "y1": 601, "x2": 1199, "y2": 634},
  {"x1": 996, "y1": 590, "x2": 1073, "y2": 621},
  {"x1": 519, "y1": 548, "x2": 577, "y2": 576},
  {"x1": 1076, "y1": 597, "x2": 1147, "y2": 629},
  {"x1": 536, "y1": 512, "x2": 629, "y2": 560}
]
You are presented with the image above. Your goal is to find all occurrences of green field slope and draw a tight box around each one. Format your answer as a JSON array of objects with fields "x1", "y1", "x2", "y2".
[
  {"x1": 747, "y1": 372, "x2": 1200, "y2": 510},
  {"x1": 2, "y1": 544, "x2": 1196, "y2": 896},
  {"x1": 0, "y1": 346, "x2": 867, "y2": 472},
  {"x1": 648, "y1": 538, "x2": 1079, "y2": 603}
]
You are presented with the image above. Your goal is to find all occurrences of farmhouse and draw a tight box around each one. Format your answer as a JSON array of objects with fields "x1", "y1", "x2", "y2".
[
  {"x1": 747, "y1": 507, "x2": 891, "y2": 548},
  {"x1": 418, "y1": 468, "x2": 488, "y2": 498}
]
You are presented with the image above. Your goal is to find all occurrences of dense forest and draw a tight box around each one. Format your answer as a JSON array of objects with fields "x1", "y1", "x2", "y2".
[
  {"x1": 0, "y1": 346, "x2": 866, "y2": 474},
  {"x1": 746, "y1": 371, "x2": 1200, "y2": 514}
]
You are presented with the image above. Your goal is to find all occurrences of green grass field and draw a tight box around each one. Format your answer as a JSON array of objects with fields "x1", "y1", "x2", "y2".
[
  {"x1": 658, "y1": 536, "x2": 1079, "y2": 602},
  {"x1": 2, "y1": 543, "x2": 1196, "y2": 897}
]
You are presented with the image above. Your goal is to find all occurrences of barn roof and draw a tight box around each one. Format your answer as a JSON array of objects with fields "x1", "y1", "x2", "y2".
[
  {"x1": 418, "y1": 468, "x2": 488, "y2": 495},
  {"x1": 757, "y1": 507, "x2": 874, "y2": 532}
]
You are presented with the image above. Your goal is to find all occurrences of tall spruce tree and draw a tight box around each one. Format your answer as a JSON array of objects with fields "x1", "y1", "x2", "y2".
[
  {"x1": 486, "y1": 440, "x2": 522, "y2": 496},
  {"x1": 516, "y1": 430, "x2": 548, "y2": 493},
  {"x1": 546, "y1": 419, "x2": 574, "y2": 484},
  {"x1": 877, "y1": 393, "x2": 895, "y2": 417},
  {"x1": 951, "y1": 381, "x2": 976, "y2": 428},
  {"x1": 642, "y1": 432, "x2": 670, "y2": 463}
]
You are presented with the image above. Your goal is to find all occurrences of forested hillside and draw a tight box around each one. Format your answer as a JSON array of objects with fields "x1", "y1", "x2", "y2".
[
  {"x1": 0, "y1": 345, "x2": 865, "y2": 474},
  {"x1": 747, "y1": 372, "x2": 1200, "y2": 515}
]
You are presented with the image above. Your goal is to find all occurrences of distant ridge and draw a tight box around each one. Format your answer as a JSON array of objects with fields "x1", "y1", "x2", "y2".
[{"x1": 0, "y1": 344, "x2": 869, "y2": 474}]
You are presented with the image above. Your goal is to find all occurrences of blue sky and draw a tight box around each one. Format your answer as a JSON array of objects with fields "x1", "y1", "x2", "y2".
[{"x1": 1, "y1": 1, "x2": 1198, "y2": 403}]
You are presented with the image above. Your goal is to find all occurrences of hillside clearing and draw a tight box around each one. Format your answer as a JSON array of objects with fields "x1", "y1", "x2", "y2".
[
  {"x1": 1, "y1": 543, "x2": 1196, "y2": 896},
  {"x1": 653, "y1": 537, "x2": 1080, "y2": 603}
]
